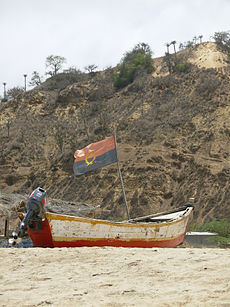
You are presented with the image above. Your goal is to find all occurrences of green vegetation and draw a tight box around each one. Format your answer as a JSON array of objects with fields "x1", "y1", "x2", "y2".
[
  {"x1": 191, "y1": 219, "x2": 230, "y2": 246},
  {"x1": 212, "y1": 31, "x2": 230, "y2": 52},
  {"x1": 174, "y1": 62, "x2": 193, "y2": 73},
  {"x1": 113, "y1": 42, "x2": 154, "y2": 89},
  {"x1": 179, "y1": 37, "x2": 202, "y2": 50}
]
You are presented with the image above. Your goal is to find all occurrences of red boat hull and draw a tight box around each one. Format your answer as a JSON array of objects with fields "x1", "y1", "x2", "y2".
[
  {"x1": 27, "y1": 219, "x2": 54, "y2": 248},
  {"x1": 52, "y1": 233, "x2": 186, "y2": 248}
]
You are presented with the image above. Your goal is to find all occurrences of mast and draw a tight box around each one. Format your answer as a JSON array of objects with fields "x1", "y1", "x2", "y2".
[{"x1": 114, "y1": 134, "x2": 130, "y2": 220}]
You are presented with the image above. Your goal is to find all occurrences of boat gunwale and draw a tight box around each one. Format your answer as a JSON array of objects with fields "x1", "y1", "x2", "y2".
[{"x1": 45, "y1": 206, "x2": 193, "y2": 228}]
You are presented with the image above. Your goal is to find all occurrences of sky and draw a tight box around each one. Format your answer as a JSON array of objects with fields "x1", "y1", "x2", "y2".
[{"x1": 1, "y1": 0, "x2": 230, "y2": 92}]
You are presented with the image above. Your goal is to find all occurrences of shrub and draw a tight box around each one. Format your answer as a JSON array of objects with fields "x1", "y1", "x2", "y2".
[
  {"x1": 10, "y1": 142, "x2": 22, "y2": 151},
  {"x1": 193, "y1": 219, "x2": 230, "y2": 237},
  {"x1": 113, "y1": 64, "x2": 136, "y2": 89},
  {"x1": 191, "y1": 219, "x2": 230, "y2": 246},
  {"x1": 113, "y1": 43, "x2": 154, "y2": 89},
  {"x1": 174, "y1": 62, "x2": 193, "y2": 73},
  {"x1": 196, "y1": 71, "x2": 220, "y2": 96},
  {"x1": 5, "y1": 175, "x2": 16, "y2": 186},
  {"x1": 7, "y1": 87, "x2": 24, "y2": 99}
]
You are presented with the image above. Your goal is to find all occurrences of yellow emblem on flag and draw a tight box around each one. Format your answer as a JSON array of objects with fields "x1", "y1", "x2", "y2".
[{"x1": 85, "y1": 150, "x2": 96, "y2": 167}]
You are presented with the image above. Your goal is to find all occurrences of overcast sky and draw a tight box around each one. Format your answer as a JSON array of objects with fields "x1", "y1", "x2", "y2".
[{"x1": 1, "y1": 0, "x2": 230, "y2": 92}]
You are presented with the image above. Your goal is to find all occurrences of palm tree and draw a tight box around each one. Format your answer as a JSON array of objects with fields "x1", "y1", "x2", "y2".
[
  {"x1": 179, "y1": 43, "x2": 184, "y2": 50},
  {"x1": 171, "y1": 41, "x2": 177, "y2": 54},
  {"x1": 193, "y1": 36, "x2": 198, "y2": 45},
  {"x1": 198, "y1": 35, "x2": 203, "y2": 43},
  {"x1": 165, "y1": 43, "x2": 170, "y2": 54}
]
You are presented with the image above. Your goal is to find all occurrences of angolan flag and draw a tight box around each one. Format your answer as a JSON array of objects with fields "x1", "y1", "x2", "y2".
[{"x1": 73, "y1": 136, "x2": 118, "y2": 175}]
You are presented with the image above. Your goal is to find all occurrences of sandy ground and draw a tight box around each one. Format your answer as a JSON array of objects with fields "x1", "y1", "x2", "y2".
[{"x1": 0, "y1": 247, "x2": 229, "y2": 307}]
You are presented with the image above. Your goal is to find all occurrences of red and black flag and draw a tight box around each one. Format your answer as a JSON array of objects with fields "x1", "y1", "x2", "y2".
[{"x1": 73, "y1": 136, "x2": 118, "y2": 175}]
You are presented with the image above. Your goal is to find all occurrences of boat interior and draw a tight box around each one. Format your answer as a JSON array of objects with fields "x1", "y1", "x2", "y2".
[{"x1": 128, "y1": 204, "x2": 193, "y2": 224}]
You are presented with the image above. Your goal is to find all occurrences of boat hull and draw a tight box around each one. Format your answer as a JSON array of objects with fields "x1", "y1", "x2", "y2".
[
  {"x1": 52, "y1": 232, "x2": 186, "y2": 248},
  {"x1": 27, "y1": 206, "x2": 193, "y2": 248}
]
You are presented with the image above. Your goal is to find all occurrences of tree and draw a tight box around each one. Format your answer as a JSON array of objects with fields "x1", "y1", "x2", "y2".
[
  {"x1": 45, "y1": 55, "x2": 66, "y2": 76},
  {"x1": 84, "y1": 64, "x2": 98, "y2": 77},
  {"x1": 185, "y1": 40, "x2": 194, "y2": 48},
  {"x1": 7, "y1": 87, "x2": 24, "y2": 99},
  {"x1": 170, "y1": 41, "x2": 177, "y2": 53},
  {"x1": 29, "y1": 71, "x2": 43, "y2": 87},
  {"x1": 122, "y1": 42, "x2": 152, "y2": 65},
  {"x1": 179, "y1": 43, "x2": 184, "y2": 50},
  {"x1": 193, "y1": 36, "x2": 198, "y2": 45},
  {"x1": 166, "y1": 43, "x2": 170, "y2": 53},
  {"x1": 133, "y1": 42, "x2": 151, "y2": 54},
  {"x1": 63, "y1": 66, "x2": 82, "y2": 74},
  {"x1": 212, "y1": 31, "x2": 230, "y2": 52},
  {"x1": 113, "y1": 42, "x2": 154, "y2": 89},
  {"x1": 198, "y1": 35, "x2": 203, "y2": 43}
]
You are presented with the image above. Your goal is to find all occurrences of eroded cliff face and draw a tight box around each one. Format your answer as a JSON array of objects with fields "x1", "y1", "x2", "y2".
[{"x1": 1, "y1": 42, "x2": 230, "y2": 223}]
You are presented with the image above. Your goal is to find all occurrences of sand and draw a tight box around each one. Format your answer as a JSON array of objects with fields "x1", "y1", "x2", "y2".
[{"x1": 0, "y1": 247, "x2": 229, "y2": 307}]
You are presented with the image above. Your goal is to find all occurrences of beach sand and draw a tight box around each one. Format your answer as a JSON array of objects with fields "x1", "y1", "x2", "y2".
[{"x1": 0, "y1": 247, "x2": 229, "y2": 307}]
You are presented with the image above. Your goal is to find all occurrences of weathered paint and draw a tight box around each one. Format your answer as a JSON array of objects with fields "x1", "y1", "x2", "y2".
[
  {"x1": 28, "y1": 207, "x2": 193, "y2": 248},
  {"x1": 52, "y1": 233, "x2": 186, "y2": 248},
  {"x1": 27, "y1": 219, "x2": 54, "y2": 248}
]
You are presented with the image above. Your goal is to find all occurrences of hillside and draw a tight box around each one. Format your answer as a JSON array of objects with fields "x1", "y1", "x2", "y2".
[{"x1": 1, "y1": 42, "x2": 230, "y2": 223}]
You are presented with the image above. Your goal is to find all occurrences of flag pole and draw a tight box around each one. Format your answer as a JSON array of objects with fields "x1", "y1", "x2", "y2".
[{"x1": 114, "y1": 133, "x2": 130, "y2": 220}]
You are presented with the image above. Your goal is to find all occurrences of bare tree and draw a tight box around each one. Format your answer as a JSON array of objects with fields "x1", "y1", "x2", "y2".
[
  {"x1": 84, "y1": 64, "x2": 98, "y2": 77},
  {"x1": 63, "y1": 66, "x2": 82, "y2": 74},
  {"x1": 29, "y1": 71, "x2": 43, "y2": 87},
  {"x1": 7, "y1": 87, "x2": 24, "y2": 99},
  {"x1": 45, "y1": 55, "x2": 66, "y2": 76}
]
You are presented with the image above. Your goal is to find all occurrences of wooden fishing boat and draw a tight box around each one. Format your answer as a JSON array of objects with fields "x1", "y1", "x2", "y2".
[{"x1": 27, "y1": 202, "x2": 194, "y2": 248}]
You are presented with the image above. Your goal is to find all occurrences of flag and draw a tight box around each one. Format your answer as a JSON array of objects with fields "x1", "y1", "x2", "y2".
[{"x1": 73, "y1": 136, "x2": 118, "y2": 175}]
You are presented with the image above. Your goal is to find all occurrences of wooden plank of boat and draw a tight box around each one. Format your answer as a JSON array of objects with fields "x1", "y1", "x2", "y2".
[{"x1": 27, "y1": 204, "x2": 194, "y2": 248}]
